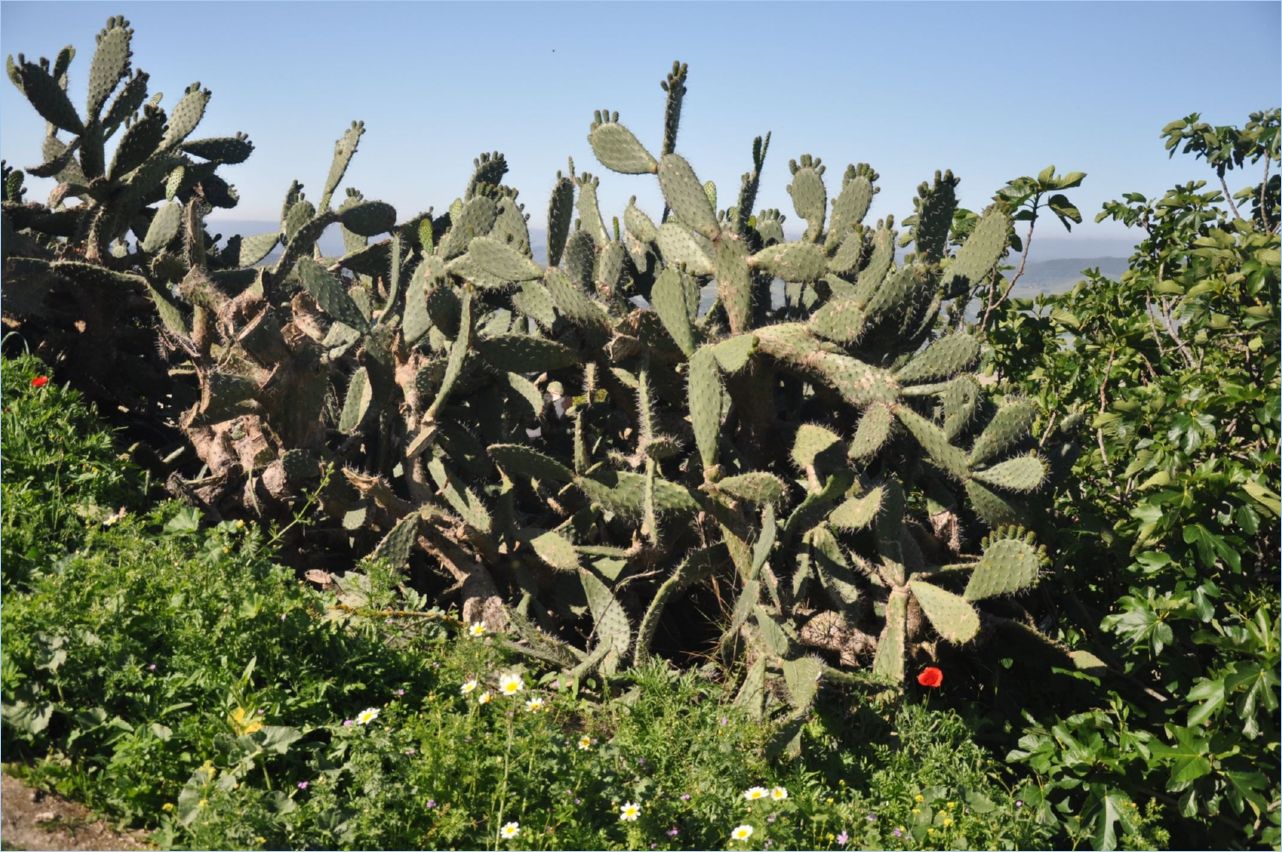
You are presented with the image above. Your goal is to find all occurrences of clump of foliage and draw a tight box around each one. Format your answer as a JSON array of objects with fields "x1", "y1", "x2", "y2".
[
  {"x1": 989, "y1": 110, "x2": 1280, "y2": 849},
  {"x1": 0, "y1": 356, "x2": 1055, "y2": 850},
  {"x1": 3, "y1": 22, "x2": 1090, "y2": 746},
  {"x1": 1, "y1": 354, "x2": 141, "y2": 588}
]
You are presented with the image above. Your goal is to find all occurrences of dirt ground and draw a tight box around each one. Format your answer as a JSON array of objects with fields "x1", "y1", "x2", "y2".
[{"x1": 1, "y1": 772, "x2": 152, "y2": 851}]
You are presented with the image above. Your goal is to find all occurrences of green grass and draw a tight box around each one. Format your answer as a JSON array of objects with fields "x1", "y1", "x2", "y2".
[{"x1": 0, "y1": 353, "x2": 1090, "y2": 850}]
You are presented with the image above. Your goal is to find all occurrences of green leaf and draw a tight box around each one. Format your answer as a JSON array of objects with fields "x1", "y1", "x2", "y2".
[
  {"x1": 257, "y1": 725, "x2": 303, "y2": 755},
  {"x1": 1149, "y1": 727, "x2": 1213, "y2": 788},
  {"x1": 1090, "y1": 789, "x2": 1137, "y2": 851},
  {"x1": 1185, "y1": 677, "x2": 1225, "y2": 727}
]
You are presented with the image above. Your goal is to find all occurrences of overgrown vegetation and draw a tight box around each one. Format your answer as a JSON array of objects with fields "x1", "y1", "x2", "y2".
[
  {"x1": 2, "y1": 357, "x2": 1053, "y2": 850},
  {"x1": 1, "y1": 14, "x2": 1277, "y2": 851},
  {"x1": 988, "y1": 111, "x2": 1280, "y2": 849}
]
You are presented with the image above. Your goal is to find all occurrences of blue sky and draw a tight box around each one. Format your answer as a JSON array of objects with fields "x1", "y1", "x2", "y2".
[{"x1": 2, "y1": 1, "x2": 1279, "y2": 256}]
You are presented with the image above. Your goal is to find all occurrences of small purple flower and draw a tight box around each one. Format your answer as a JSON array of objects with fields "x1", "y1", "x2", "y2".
[
  {"x1": 574, "y1": 798, "x2": 582, "y2": 805},
  {"x1": 147, "y1": 663, "x2": 157, "y2": 672},
  {"x1": 680, "y1": 793, "x2": 691, "y2": 801},
  {"x1": 719, "y1": 716, "x2": 729, "y2": 726},
  {"x1": 667, "y1": 827, "x2": 680, "y2": 838},
  {"x1": 425, "y1": 799, "x2": 436, "y2": 809},
  {"x1": 297, "y1": 781, "x2": 309, "y2": 790},
  {"x1": 394, "y1": 688, "x2": 405, "y2": 697},
  {"x1": 866, "y1": 813, "x2": 877, "y2": 822},
  {"x1": 343, "y1": 719, "x2": 354, "y2": 727},
  {"x1": 836, "y1": 831, "x2": 849, "y2": 846},
  {"x1": 1016, "y1": 800, "x2": 1023, "y2": 808},
  {"x1": 892, "y1": 828, "x2": 903, "y2": 838}
]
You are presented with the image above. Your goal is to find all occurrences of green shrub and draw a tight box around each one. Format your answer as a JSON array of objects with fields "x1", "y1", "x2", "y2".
[{"x1": 990, "y1": 110, "x2": 1280, "y2": 850}]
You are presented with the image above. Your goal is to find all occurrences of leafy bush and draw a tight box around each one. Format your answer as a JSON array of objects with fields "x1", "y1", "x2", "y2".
[{"x1": 990, "y1": 110, "x2": 1280, "y2": 849}]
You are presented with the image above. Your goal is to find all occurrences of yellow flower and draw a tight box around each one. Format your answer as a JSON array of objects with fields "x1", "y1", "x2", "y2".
[
  {"x1": 525, "y1": 696, "x2": 545, "y2": 713},
  {"x1": 499, "y1": 672, "x2": 525, "y2": 695},
  {"x1": 500, "y1": 821, "x2": 520, "y2": 839},
  {"x1": 731, "y1": 824, "x2": 754, "y2": 842},
  {"x1": 468, "y1": 622, "x2": 487, "y2": 638},
  {"x1": 356, "y1": 707, "x2": 380, "y2": 725},
  {"x1": 229, "y1": 706, "x2": 263, "y2": 736},
  {"x1": 197, "y1": 798, "x2": 208, "y2": 809},
  {"x1": 743, "y1": 786, "x2": 768, "y2": 801},
  {"x1": 827, "y1": 834, "x2": 835, "y2": 842},
  {"x1": 770, "y1": 786, "x2": 788, "y2": 801},
  {"x1": 254, "y1": 837, "x2": 266, "y2": 845},
  {"x1": 162, "y1": 802, "x2": 174, "y2": 812},
  {"x1": 461, "y1": 679, "x2": 479, "y2": 695},
  {"x1": 478, "y1": 691, "x2": 492, "y2": 705},
  {"x1": 946, "y1": 801, "x2": 956, "y2": 810},
  {"x1": 911, "y1": 808, "x2": 921, "y2": 815},
  {"x1": 942, "y1": 817, "x2": 954, "y2": 828},
  {"x1": 619, "y1": 801, "x2": 641, "y2": 822},
  {"x1": 914, "y1": 793, "x2": 924, "y2": 803},
  {"x1": 825, "y1": 797, "x2": 835, "y2": 805},
  {"x1": 928, "y1": 827, "x2": 936, "y2": 835},
  {"x1": 578, "y1": 735, "x2": 592, "y2": 750}
]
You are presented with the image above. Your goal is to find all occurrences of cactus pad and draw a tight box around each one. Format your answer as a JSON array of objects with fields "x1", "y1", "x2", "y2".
[
  {"x1": 589, "y1": 112, "x2": 658, "y2": 174},
  {"x1": 908, "y1": 579, "x2": 980, "y2": 643},
  {"x1": 963, "y1": 531, "x2": 1044, "y2": 600}
]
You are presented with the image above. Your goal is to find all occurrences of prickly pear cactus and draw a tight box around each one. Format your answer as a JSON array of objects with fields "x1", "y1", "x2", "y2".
[{"x1": 4, "y1": 19, "x2": 1076, "y2": 732}]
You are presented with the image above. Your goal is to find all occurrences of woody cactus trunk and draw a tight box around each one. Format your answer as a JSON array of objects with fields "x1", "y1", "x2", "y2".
[{"x1": 3, "y1": 25, "x2": 1081, "y2": 739}]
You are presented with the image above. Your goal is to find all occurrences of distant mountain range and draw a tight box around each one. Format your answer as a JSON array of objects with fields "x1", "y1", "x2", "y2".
[{"x1": 208, "y1": 219, "x2": 1130, "y2": 296}]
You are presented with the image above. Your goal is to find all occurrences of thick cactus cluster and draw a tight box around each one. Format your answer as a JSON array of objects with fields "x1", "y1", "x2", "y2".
[{"x1": 3, "y1": 25, "x2": 1073, "y2": 735}]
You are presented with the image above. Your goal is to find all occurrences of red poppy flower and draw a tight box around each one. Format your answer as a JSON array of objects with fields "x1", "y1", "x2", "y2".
[
  {"x1": 917, "y1": 666, "x2": 943, "y2": 688},
  {"x1": 30, "y1": 376, "x2": 49, "y2": 388}
]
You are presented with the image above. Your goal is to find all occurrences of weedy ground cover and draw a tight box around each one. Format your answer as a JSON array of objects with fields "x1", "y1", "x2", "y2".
[{"x1": 0, "y1": 353, "x2": 1079, "y2": 849}]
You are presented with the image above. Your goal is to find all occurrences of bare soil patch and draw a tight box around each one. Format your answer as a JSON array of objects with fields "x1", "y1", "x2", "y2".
[{"x1": 1, "y1": 772, "x2": 153, "y2": 851}]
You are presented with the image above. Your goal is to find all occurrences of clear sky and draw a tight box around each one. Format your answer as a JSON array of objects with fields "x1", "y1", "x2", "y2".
[{"x1": 2, "y1": 1, "x2": 1279, "y2": 255}]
